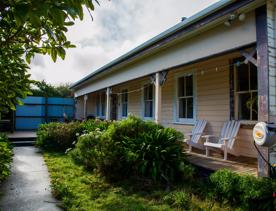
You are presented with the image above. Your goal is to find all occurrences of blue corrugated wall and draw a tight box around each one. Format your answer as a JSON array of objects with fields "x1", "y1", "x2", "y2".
[{"x1": 15, "y1": 97, "x2": 75, "y2": 130}]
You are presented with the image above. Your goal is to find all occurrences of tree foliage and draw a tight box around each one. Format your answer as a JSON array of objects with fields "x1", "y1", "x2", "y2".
[
  {"x1": 30, "y1": 81, "x2": 73, "y2": 98},
  {"x1": 0, "y1": 0, "x2": 99, "y2": 111}
]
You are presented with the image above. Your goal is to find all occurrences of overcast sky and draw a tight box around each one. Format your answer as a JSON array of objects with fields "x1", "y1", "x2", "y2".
[{"x1": 29, "y1": 0, "x2": 219, "y2": 85}]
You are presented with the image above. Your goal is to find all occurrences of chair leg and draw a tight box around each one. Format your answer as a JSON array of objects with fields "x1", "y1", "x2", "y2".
[
  {"x1": 224, "y1": 148, "x2": 228, "y2": 160},
  {"x1": 206, "y1": 147, "x2": 209, "y2": 157}
]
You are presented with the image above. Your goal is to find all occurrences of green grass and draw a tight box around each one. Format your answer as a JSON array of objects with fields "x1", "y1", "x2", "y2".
[{"x1": 44, "y1": 152, "x2": 232, "y2": 211}]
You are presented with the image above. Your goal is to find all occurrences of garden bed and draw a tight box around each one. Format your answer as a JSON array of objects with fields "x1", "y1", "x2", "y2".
[
  {"x1": 39, "y1": 117, "x2": 275, "y2": 210},
  {"x1": 44, "y1": 152, "x2": 229, "y2": 211}
]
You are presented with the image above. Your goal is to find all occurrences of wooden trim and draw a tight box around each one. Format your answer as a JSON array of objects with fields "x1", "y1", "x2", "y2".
[
  {"x1": 155, "y1": 72, "x2": 162, "y2": 124},
  {"x1": 256, "y1": 6, "x2": 269, "y2": 122},
  {"x1": 255, "y1": 5, "x2": 269, "y2": 178},
  {"x1": 141, "y1": 80, "x2": 155, "y2": 120},
  {"x1": 174, "y1": 71, "x2": 197, "y2": 124}
]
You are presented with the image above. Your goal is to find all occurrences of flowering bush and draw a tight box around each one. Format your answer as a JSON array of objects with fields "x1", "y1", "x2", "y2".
[{"x1": 36, "y1": 122, "x2": 83, "y2": 151}]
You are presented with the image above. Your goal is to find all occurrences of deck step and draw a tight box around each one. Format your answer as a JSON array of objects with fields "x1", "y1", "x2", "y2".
[
  {"x1": 10, "y1": 140, "x2": 36, "y2": 146},
  {"x1": 7, "y1": 131, "x2": 37, "y2": 146},
  {"x1": 9, "y1": 137, "x2": 36, "y2": 146}
]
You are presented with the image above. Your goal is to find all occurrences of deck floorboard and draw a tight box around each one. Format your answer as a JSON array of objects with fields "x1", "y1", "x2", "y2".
[{"x1": 185, "y1": 150, "x2": 258, "y2": 176}]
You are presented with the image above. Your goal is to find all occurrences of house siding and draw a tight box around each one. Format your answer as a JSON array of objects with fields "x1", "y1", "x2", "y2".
[
  {"x1": 267, "y1": 0, "x2": 276, "y2": 119},
  {"x1": 109, "y1": 52, "x2": 257, "y2": 158}
]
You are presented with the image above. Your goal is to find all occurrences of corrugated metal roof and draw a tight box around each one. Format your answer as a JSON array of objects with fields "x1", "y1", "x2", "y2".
[{"x1": 71, "y1": 0, "x2": 235, "y2": 89}]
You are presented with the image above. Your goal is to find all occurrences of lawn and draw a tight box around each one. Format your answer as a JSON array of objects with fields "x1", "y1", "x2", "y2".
[{"x1": 44, "y1": 152, "x2": 230, "y2": 211}]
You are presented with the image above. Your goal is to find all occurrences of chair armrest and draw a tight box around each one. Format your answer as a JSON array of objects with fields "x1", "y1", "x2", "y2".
[
  {"x1": 202, "y1": 135, "x2": 217, "y2": 139},
  {"x1": 186, "y1": 132, "x2": 202, "y2": 136},
  {"x1": 220, "y1": 137, "x2": 235, "y2": 145},
  {"x1": 202, "y1": 135, "x2": 217, "y2": 143}
]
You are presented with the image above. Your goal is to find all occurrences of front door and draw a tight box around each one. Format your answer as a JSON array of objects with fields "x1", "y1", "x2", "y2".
[{"x1": 111, "y1": 94, "x2": 118, "y2": 120}]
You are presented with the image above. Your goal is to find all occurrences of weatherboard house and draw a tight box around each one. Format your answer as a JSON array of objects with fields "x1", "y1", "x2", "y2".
[{"x1": 71, "y1": 0, "x2": 276, "y2": 177}]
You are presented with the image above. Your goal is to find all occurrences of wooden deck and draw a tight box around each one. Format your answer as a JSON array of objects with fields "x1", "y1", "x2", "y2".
[{"x1": 185, "y1": 149, "x2": 258, "y2": 176}]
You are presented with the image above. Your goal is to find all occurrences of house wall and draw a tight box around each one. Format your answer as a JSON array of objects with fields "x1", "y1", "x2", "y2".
[
  {"x1": 74, "y1": 11, "x2": 257, "y2": 97},
  {"x1": 267, "y1": 0, "x2": 276, "y2": 119},
  {"x1": 107, "y1": 52, "x2": 257, "y2": 158}
]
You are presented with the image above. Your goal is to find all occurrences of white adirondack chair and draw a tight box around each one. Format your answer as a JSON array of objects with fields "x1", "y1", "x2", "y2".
[
  {"x1": 203, "y1": 120, "x2": 241, "y2": 160},
  {"x1": 185, "y1": 120, "x2": 207, "y2": 152}
]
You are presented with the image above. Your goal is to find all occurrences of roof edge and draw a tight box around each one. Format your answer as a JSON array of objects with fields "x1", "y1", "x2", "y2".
[{"x1": 70, "y1": 0, "x2": 239, "y2": 89}]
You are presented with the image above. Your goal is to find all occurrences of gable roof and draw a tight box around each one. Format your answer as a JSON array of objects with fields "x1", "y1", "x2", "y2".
[{"x1": 70, "y1": 0, "x2": 254, "y2": 89}]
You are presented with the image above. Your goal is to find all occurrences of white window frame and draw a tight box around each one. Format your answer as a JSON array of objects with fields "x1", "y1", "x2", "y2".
[
  {"x1": 141, "y1": 82, "x2": 155, "y2": 120},
  {"x1": 120, "y1": 89, "x2": 128, "y2": 118},
  {"x1": 174, "y1": 71, "x2": 196, "y2": 125},
  {"x1": 95, "y1": 91, "x2": 106, "y2": 119},
  {"x1": 234, "y1": 61, "x2": 258, "y2": 123}
]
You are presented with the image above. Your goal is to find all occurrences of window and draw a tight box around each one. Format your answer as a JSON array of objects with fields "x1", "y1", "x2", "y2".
[
  {"x1": 100, "y1": 92, "x2": 106, "y2": 117},
  {"x1": 143, "y1": 84, "x2": 154, "y2": 118},
  {"x1": 96, "y1": 94, "x2": 100, "y2": 116},
  {"x1": 177, "y1": 74, "x2": 194, "y2": 120},
  {"x1": 235, "y1": 58, "x2": 258, "y2": 121},
  {"x1": 121, "y1": 89, "x2": 128, "y2": 117},
  {"x1": 96, "y1": 91, "x2": 106, "y2": 117}
]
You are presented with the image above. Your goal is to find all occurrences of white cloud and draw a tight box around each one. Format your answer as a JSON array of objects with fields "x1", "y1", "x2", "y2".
[{"x1": 29, "y1": 0, "x2": 219, "y2": 85}]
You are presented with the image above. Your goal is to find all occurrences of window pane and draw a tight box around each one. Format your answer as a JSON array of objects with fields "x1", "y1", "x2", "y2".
[
  {"x1": 250, "y1": 64, "x2": 258, "y2": 90},
  {"x1": 122, "y1": 103, "x2": 127, "y2": 117},
  {"x1": 125, "y1": 92, "x2": 128, "y2": 102},
  {"x1": 179, "y1": 98, "x2": 186, "y2": 118},
  {"x1": 122, "y1": 91, "x2": 128, "y2": 103},
  {"x1": 186, "y1": 75, "x2": 193, "y2": 96},
  {"x1": 145, "y1": 101, "x2": 153, "y2": 117},
  {"x1": 238, "y1": 93, "x2": 251, "y2": 120},
  {"x1": 121, "y1": 90, "x2": 128, "y2": 117},
  {"x1": 252, "y1": 92, "x2": 258, "y2": 120},
  {"x1": 144, "y1": 85, "x2": 152, "y2": 100},
  {"x1": 148, "y1": 85, "x2": 153, "y2": 100},
  {"x1": 187, "y1": 98, "x2": 193, "y2": 118},
  {"x1": 237, "y1": 63, "x2": 249, "y2": 91},
  {"x1": 178, "y1": 77, "x2": 185, "y2": 97}
]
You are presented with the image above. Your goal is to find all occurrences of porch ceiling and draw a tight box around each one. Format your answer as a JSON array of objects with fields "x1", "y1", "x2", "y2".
[{"x1": 73, "y1": 0, "x2": 264, "y2": 97}]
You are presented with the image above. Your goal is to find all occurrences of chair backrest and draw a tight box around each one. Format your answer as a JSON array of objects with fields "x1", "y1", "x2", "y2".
[
  {"x1": 219, "y1": 120, "x2": 241, "y2": 149},
  {"x1": 190, "y1": 120, "x2": 207, "y2": 143}
]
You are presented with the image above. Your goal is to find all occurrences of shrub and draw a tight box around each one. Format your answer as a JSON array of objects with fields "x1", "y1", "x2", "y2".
[
  {"x1": 128, "y1": 128, "x2": 189, "y2": 182},
  {"x1": 71, "y1": 116, "x2": 193, "y2": 183},
  {"x1": 69, "y1": 130, "x2": 103, "y2": 170},
  {"x1": 162, "y1": 190, "x2": 191, "y2": 210},
  {"x1": 81, "y1": 119, "x2": 110, "y2": 133},
  {"x1": 209, "y1": 169, "x2": 276, "y2": 210},
  {"x1": 0, "y1": 133, "x2": 12, "y2": 183},
  {"x1": 36, "y1": 121, "x2": 83, "y2": 152}
]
